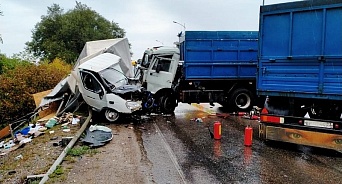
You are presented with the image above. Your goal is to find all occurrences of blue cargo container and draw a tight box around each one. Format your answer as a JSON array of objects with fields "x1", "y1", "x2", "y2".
[
  {"x1": 258, "y1": 0, "x2": 342, "y2": 152},
  {"x1": 182, "y1": 31, "x2": 258, "y2": 80},
  {"x1": 258, "y1": 0, "x2": 342, "y2": 101},
  {"x1": 172, "y1": 31, "x2": 260, "y2": 111}
]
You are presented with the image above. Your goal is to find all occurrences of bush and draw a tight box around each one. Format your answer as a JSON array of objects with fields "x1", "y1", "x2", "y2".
[
  {"x1": 0, "y1": 54, "x2": 32, "y2": 74},
  {"x1": 0, "y1": 58, "x2": 72, "y2": 125}
]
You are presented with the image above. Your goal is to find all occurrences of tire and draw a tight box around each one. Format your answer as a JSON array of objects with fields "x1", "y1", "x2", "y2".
[
  {"x1": 228, "y1": 88, "x2": 253, "y2": 112},
  {"x1": 104, "y1": 109, "x2": 120, "y2": 122},
  {"x1": 160, "y1": 95, "x2": 176, "y2": 113}
]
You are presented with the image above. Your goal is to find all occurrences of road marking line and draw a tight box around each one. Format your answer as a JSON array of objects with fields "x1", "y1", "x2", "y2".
[{"x1": 153, "y1": 123, "x2": 187, "y2": 184}]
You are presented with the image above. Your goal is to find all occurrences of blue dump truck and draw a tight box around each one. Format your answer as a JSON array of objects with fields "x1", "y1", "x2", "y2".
[
  {"x1": 258, "y1": 0, "x2": 342, "y2": 151},
  {"x1": 138, "y1": 31, "x2": 259, "y2": 113}
]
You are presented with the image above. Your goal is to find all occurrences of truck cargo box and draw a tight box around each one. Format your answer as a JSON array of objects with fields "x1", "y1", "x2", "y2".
[
  {"x1": 257, "y1": 0, "x2": 342, "y2": 100},
  {"x1": 181, "y1": 31, "x2": 258, "y2": 80}
]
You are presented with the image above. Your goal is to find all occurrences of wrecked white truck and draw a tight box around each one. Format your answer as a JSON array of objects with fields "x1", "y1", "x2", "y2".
[{"x1": 40, "y1": 38, "x2": 143, "y2": 122}]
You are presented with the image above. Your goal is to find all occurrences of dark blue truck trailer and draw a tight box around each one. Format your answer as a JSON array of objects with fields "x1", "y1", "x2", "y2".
[
  {"x1": 258, "y1": 0, "x2": 342, "y2": 152},
  {"x1": 179, "y1": 31, "x2": 259, "y2": 111}
]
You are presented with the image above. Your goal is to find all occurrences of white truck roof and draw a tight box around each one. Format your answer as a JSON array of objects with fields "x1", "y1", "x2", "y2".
[
  {"x1": 145, "y1": 46, "x2": 179, "y2": 55},
  {"x1": 78, "y1": 53, "x2": 120, "y2": 72}
]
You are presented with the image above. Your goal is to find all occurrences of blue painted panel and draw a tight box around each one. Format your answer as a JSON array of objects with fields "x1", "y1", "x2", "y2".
[
  {"x1": 186, "y1": 50, "x2": 211, "y2": 62},
  {"x1": 325, "y1": 8, "x2": 342, "y2": 55},
  {"x1": 185, "y1": 63, "x2": 256, "y2": 79},
  {"x1": 261, "y1": 14, "x2": 290, "y2": 57},
  {"x1": 212, "y1": 40, "x2": 239, "y2": 47},
  {"x1": 292, "y1": 10, "x2": 323, "y2": 56},
  {"x1": 183, "y1": 31, "x2": 258, "y2": 79},
  {"x1": 239, "y1": 51, "x2": 258, "y2": 62},
  {"x1": 213, "y1": 51, "x2": 238, "y2": 61}
]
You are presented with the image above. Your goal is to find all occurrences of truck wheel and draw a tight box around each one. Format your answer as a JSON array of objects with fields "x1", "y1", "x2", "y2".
[
  {"x1": 160, "y1": 95, "x2": 176, "y2": 113},
  {"x1": 228, "y1": 88, "x2": 253, "y2": 111},
  {"x1": 104, "y1": 109, "x2": 120, "y2": 122}
]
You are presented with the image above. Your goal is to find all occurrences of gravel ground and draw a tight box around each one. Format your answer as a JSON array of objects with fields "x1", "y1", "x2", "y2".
[{"x1": 55, "y1": 124, "x2": 154, "y2": 184}]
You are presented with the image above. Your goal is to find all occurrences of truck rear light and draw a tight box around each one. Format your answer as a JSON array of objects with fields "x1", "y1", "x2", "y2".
[
  {"x1": 334, "y1": 123, "x2": 340, "y2": 129},
  {"x1": 260, "y1": 109, "x2": 284, "y2": 124},
  {"x1": 298, "y1": 120, "x2": 303, "y2": 125}
]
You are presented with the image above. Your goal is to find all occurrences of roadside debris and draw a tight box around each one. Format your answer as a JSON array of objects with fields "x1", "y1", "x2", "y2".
[
  {"x1": 81, "y1": 125, "x2": 113, "y2": 147},
  {"x1": 195, "y1": 118, "x2": 203, "y2": 123},
  {"x1": 61, "y1": 137, "x2": 73, "y2": 147},
  {"x1": 0, "y1": 112, "x2": 83, "y2": 156},
  {"x1": 14, "y1": 154, "x2": 23, "y2": 160},
  {"x1": 207, "y1": 113, "x2": 230, "y2": 119}
]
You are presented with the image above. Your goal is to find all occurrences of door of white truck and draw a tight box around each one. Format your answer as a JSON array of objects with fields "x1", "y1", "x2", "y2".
[
  {"x1": 145, "y1": 54, "x2": 179, "y2": 94},
  {"x1": 79, "y1": 71, "x2": 107, "y2": 111}
]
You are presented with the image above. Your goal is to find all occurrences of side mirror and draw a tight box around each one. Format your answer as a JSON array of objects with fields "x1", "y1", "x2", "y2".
[
  {"x1": 137, "y1": 59, "x2": 142, "y2": 64},
  {"x1": 95, "y1": 89, "x2": 104, "y2": 99},
  {"x1": 156, "y1": 64, "x2": 162, "y2": 73}
]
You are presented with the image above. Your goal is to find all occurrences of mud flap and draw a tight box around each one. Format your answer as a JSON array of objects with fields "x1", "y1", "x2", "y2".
[{"x1": 259, "y1": 123, "x2": 266, "y2": 141}]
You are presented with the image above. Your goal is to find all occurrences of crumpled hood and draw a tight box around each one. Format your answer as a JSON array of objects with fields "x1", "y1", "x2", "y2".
[{"x1": 112, "y1": 85, "x2": 142, "y2": 94}]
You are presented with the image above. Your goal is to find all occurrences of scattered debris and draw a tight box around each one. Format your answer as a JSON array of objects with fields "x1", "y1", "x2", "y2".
[
  {"x1": 50, "y1": 136, "x2": 58, "y2": 140},
  {"x1": 232, "y1": 112, "x2": 248, "y2": 116},
  {"x1": 0, "y1": 112, "x2": 84, "y2": 156},
  {"x1": 61, "y1": 137, "x2": 73, "y2": 147},
  {"x1": 62, "y1": 129, "x2": 71, "y2": 132},
  {"x1": 81, "y1": 125, "x2": 113, "y2": 147},
  {"x1": 250, "y1": 115, "x2": 259, "y2": 120},
  {"x1": 53, "y1": 142, "x2": 61, "y2": 147},
  {"x1": 72, "y1": 116, "x2": 80, "y2": 125},
  {"x1": 45, "y1": 118, "x2": 58, "y2": 128},
  {"x1": 0, "y1": 125, "x2": 12, "y2": 139},
  {"x1": 14, "y1": 154, "x2": 23, "y2": 160},
  {"x1": 208, "y1": 113, "x2": 230, "y2": 119},
  {"x1": 8, "y1": 170, "x2": 16, "y2": 175}
]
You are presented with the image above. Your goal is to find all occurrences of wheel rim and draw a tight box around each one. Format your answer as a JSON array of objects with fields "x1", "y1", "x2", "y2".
[
  {"x1": 105, "y1": 109, "x2": 119, "y2": 122},
  {"x1": 235, "y1": 93, "x2": 251, "y2": 109}
]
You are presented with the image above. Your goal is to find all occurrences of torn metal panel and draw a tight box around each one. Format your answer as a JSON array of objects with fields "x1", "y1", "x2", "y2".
[
  {"x1": 68, "y1": 38, "x2": 133, "y2": 94},
  {"x1": 75, "y1": 38, "x2": 133, "y2": 78},
  {"x1": 38, "y1": 76, "x2": 70, "y2": 108}
]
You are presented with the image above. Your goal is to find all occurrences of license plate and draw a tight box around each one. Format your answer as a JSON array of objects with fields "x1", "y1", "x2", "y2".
[{"x1": 304, "y1": 120, "x2": 333, "y2": 128}]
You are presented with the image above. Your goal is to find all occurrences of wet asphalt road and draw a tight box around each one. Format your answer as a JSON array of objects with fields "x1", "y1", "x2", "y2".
[{"x1": 137, "y1": 103, "x2": 342, "y2": 184}]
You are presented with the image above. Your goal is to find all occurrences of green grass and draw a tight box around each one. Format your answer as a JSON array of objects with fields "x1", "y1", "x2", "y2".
[{"x1": 67, "y1": 145, "x2": 98, "y2": 157}]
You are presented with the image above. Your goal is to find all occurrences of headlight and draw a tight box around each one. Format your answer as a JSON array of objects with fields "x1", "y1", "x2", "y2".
[{"x1": 126, "y1": 101, "x2": 141, "y2": 111}]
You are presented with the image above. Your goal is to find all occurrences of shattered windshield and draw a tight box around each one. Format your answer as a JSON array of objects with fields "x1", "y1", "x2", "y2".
[{"x1": 100, "y1": 65, "x2": 127, "y2": 89}]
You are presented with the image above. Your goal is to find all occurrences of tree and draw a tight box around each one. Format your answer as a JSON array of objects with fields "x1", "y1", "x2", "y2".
[
  {"x1": 0, "y1": 7, "x2": 3, "y2": 44},
  {"x1": 26, "y1": 2, "x2": 126, "y2": 64}
]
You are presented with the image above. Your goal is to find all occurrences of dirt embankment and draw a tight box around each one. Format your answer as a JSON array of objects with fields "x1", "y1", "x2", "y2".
[{"x1": 55, "y1": 124, "x2": 154, "y2": 184}]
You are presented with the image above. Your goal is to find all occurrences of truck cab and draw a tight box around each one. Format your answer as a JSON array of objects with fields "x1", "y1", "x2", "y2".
[
  {"x1": 137, "y1": 46, "x2": 180, "y2": 84},
  {"x1": 135, "y1": 46, "x2": 180, "y2": 113}
]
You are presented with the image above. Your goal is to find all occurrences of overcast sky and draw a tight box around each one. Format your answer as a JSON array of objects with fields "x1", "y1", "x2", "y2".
[{"x1": 0, "y1": 0, "x2": 299, "y2": 61}]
